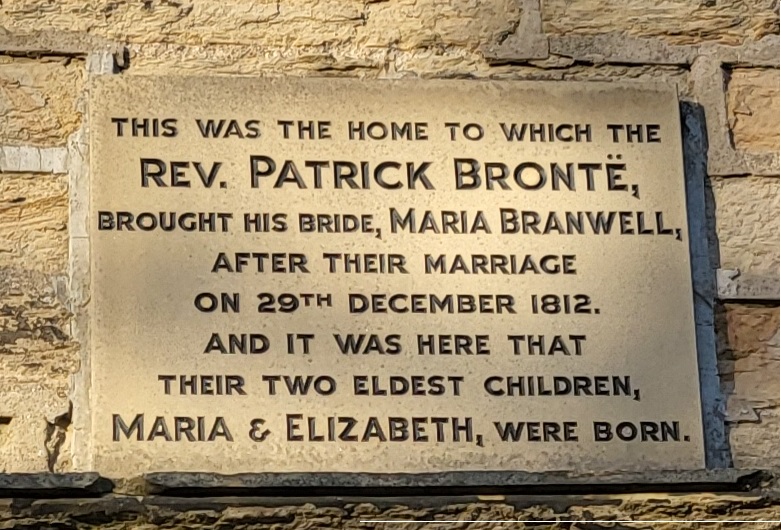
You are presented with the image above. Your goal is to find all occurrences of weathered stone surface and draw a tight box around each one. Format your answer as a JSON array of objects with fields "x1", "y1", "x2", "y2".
[
  {"x1": 718, "y1": 303, "x2": 779, "y2": 379},
  {"x1": 717, "y1": 269, "x2": 780, "y2": 301},
  {"x1": 0, "y1": 268, "x2": 79, "y2": 472},
  {"x1": 710, "y1": 176, "x2": 780, "y2": 273},
  {"x1": 727, "y1": 68, "x2": 780, "y2": 153},
  {"x1": 542, "y1": 0, "x2": 779, "y2": 46},
  {"x1": 399, "y1": 58, "x2": 691, "y2": 90},
  {"x1": 0, "y1": 0, "x2": 519, "y2": 50},
  {"x1": 0, "y1": 174, "x2": 68, "y2": 274},
  {"x1": 360, "y1": 0, "x2": 520, "y2": 51},
  {"x1": 142, "y1": 469, "x2": 765, "y2": 494},
  {"x1": 549, "y1": 34, "x2": 696, "y2": 65},
  {"x1": 0, "y1": 57, "x2": 83, "y2": 146},
  {"x1": 717, "y1": 303, "x2": 780, "y2": 468},
  {"x1": 482, "y1": 1, "x2": 548, "y2": 63},
  {"x1": 546, "y1": 33, "x2": 781, "y2": 67},
  {"x1": 0, "y1": 29, "x2": 123, "y2": 58},
  {"x1": 0, "y1": 472, "x2": 111, "y2": 495},
  {"x1": 0, "y1": 173, "x2": 77, "y2": 472},
  {"x1": 731, "y1": 407, "x2": 781, "y2": 468},
  {"x1": 0, "y1": 492, "x2": 778, "y2": 528},
  {"x1": 126, "y1": 46, "x2": 691, "y2": 90},
  {"x1": 125, "y1": 44, "x2": 387, "y2": 76},
  {"x1": 0, "y1": 146, "x2": 69, "y2": 174},
  {"x1": 705, "y1": 35, "x2": 781, "y2": 67}
]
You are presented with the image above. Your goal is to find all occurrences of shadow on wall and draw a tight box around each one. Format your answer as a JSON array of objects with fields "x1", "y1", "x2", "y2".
[
  {"x1": 680, "y1": 99, "x2": 733, "y2": 468},
  {"x1": 684, "y1": 97, "x2": 780, "y2": 470}
]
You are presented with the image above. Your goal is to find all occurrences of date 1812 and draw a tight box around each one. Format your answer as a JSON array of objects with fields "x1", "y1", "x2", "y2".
[{"x1": 530, "y1": 294, "x2": 598, "y2": 315}]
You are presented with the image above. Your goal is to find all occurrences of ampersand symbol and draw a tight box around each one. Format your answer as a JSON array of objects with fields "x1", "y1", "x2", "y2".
[{"x1": 249, "y1": 418, "x2": 271, "y2": 442}]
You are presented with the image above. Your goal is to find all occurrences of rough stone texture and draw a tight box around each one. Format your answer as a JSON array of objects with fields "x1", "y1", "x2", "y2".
[
  {"x1": 0, "y1": 174, "x2": 68, "y2": 274},
  {"x1": 548, "y1": 34, "x2": 696, "y2": 65},
  {"x1": 717, "y1": 303, "x2": 780, "y2": 468},
  {"x1": 709, "y1": 176, "x2": 780, "y2": 274},
  {"x1": 727, "y1": 68, "x2": 780, "y2": 153},
  {"x1": 0, "y1": 472, "x2": 109, "y2": 494},
  {"x1": 731, "y1": 407, "x2": 781, "y2": 469},
  {"x1": 542, "y1": 0, "x2": 779, "y2": 45},
  {"x1": 0, "y1": 30, "x2": 124, "y2": 59},
  {"x1": 126, "y1": 45, "x2": 692, "y2": 89},
  {"x1": 0, "y1": 0, "x2": 520, "y2": 51},
  {"x1": 717, "y1": 269, "x2": 781, "y2": 301},
  {"x1": 0, "y1": 174, "x2": 78, "y2": 472},
  {"x1": 0, "y1": 492, "x2": 778, "y2": 529},
  {"x1": 0, "y1": 268, "x2": 79, "y2": 473},
  {"x1": 125, "y1": 43, "x2": 388, "y2": 76},
  {"x1": 141, "y1": 469, "x2": 762, "y2": 492},
  {"x1": 0, "y1": 56, "x2": 83, "y2": 147}
]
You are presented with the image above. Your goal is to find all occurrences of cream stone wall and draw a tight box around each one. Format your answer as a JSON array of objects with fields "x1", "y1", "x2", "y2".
[
  {"x1": 542, "y1": 0, "x2": 778, "y2": 45},
  {"x1": 0, "y1": 0, "x2": 777, "y2": 524}
]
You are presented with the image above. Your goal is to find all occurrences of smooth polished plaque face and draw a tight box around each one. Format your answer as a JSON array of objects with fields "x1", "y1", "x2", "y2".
[{"x1": 89, "y1": 76, "x2": 705, "y2": 476}]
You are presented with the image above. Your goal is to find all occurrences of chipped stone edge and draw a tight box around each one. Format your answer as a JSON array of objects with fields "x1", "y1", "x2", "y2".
[
  {"x1": 548, "y1": 34, "x2": 696, "y2": 66},
  {"x1": 485, "y1": 25, "x2": 778, "y2": 67},
  {"x1": 140, "y1": 468, "x2": 774, "y2": 493},
  {"x1": 0, "y1": 472, "x2": 111, "y2": 494},
  {"x1": 0, "y1": 145, "x2": 72, "y2": 470},
  {"x1": 0, "y1": 469, "x2": 773, "y2": 500},
  {"x1": 0, "y1": 30, "x2": 125, "y2": 67},
  {"x1": 716, "y1": 269, "x2": 781, "y2": 301},
  {"x1": 701, "y1": 36, "x2": 781, "y2": 68},
  {"x1": 0, "y1": 39, "x2": 121, "y2": 471},
  {"x1": 0, "y1": 40, "x2": 122, "y2": 470},
  {"x1": 691, "y1": 56, "x2": 781, "y2": 178},
  {"x1": 67, "y1": 51, "x2": 118, "y2": 472},
  {"x1": 482, "y1": 0, "x2": 549, "y2": 61}
]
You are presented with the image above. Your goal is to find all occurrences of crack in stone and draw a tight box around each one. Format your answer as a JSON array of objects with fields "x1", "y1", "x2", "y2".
[{"x1": 44, "y1": 402, "x2": 71, "y2": 472}]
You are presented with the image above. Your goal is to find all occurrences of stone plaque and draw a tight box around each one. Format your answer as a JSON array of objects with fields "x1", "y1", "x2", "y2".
[{"x1": 89, "y1": 76, "x2": 705, "y2": 476}]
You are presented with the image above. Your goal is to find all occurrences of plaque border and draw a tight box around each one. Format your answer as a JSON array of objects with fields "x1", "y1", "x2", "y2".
[
  {"x1": 681, "y1": 99, "x2": 730, "y2": 468},
  {"x1": 70, "y1": 74, "x2": 730, "y2": 475}
]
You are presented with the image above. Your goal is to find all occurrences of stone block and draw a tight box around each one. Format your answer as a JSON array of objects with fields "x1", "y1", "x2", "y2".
[
  {"x1": 717, "y1": 304, "x2": 779, "y2": 361},
  {"x1": 0, "y1": 493, "x2": 777, "y2": 527},
  {"x1": 727, "y1": 68, "x2": 780, "y2": 153},
  {"x1": 360, "y1": 0, "x2": 519, "y2": 50},
  {"x1": 710, "y1": 176, "x2": 779, "y2": 273},
  {"x1": 0, "y1": 0, "x2": 360, "y2": 47},
  {"x1": 717, "y1": 269, "x2": 780, "y2": 301},
  {"x1": 126, "y1": 45, "x2": 691, "y2": 88},
  {"x1": 717, "y1": 303, "x2": 779, "y2": 468},
  {"x1": 542, "y1": 0, "x2": 779, "y2": 46},
  {"x1": 0, "y1": 57, "x2": 83, "y2": 147},
  {"x1": 730, "y1": 407, "x2": 780, "y2": 468},
  {"x1": 126, "y1": 44, "x2": 386, "y2": 76},
  {"x1": 1, "y1": 0, "x2": 519, "y2": 50},
  {"x1": 0, "y1": 174, "x2": 68, "y2": 274},
  {"x1": 0, "y1": 172, "x2": 75, "y2": 472},
  {"x1": 0, "y1": 268, "x2": 78, "y2": 472}
]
